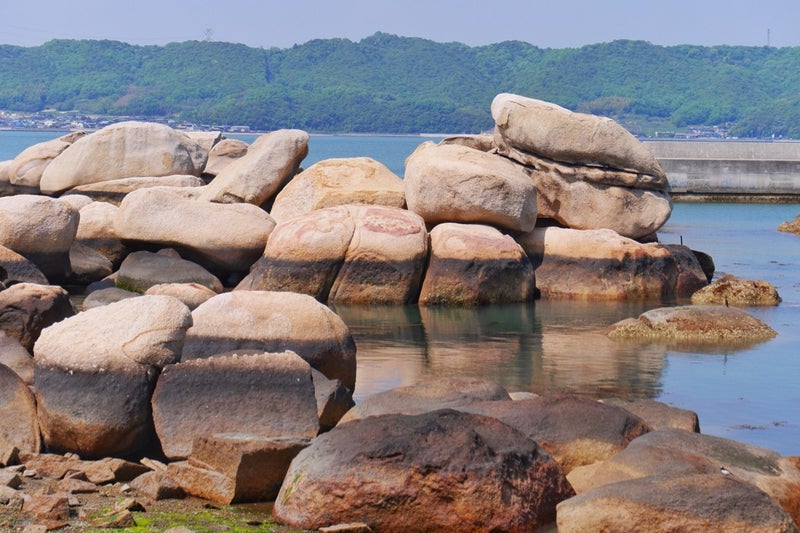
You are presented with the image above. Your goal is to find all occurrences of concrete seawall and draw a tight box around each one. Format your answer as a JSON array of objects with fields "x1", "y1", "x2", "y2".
[{"x1": 643, "y1": 140, "x2": 800, "y2": 202}]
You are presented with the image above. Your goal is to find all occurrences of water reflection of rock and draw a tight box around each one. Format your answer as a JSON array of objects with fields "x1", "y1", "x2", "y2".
[{"x1": 334, "y1": 301, "x2": 668, "y2": 401}]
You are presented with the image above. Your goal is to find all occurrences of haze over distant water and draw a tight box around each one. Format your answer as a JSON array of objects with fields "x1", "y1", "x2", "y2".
[{"x1": 2, "y1": 0, "x2": 799, "y2": 49}]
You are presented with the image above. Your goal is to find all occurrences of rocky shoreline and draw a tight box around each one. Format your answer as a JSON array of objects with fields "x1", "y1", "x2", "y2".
[{"x1": 1, "y1": 93, "x2": 794, "y2": 531}]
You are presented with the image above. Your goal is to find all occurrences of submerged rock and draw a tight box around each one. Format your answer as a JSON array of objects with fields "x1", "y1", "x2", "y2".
[
  {"x1": 691, "y1": 274, "x2": 782, "y2": 306},
  {"x1": 608, "y1": 305, "x2": 777, "y2": 345}
]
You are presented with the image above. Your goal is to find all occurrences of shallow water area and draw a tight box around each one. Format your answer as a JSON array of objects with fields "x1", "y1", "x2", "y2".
[{"x1": 2, "y1": 132, "x2": 799, "y2": 456}]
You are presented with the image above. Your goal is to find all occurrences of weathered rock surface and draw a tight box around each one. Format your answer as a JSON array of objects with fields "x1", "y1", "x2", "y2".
[
  {"x1": 39, "y1": 121, "x2": 207, "y2": 195},
  {"x1": 0, "y1": 283, "x2": 75, "y2": 352},
  {"x1": 404, "y1": 141, "x2": 537, "y2": 232},
  {"x1": 203, "y1": 138, "x2": 249, "y2": 177},
  {"x1": 7, "y1": 132, "x2": 85, "y2": 189},
  {"x1": 0, "y1": 245, "x2": 49, "y2": 288},
  {"x1": 274, "y1": 409, "x2": 575, "y2": 532},
  {"x1": 115, "y1": 187, "x2": 275, "y2": 274},
  {"x1": 311, "y1": 369, "x2": 355, "y2": 432},
  {"x1": 557, "y1": 473, "x2": 799, "y2": 533},
  {"x1": 144, "y1": 282, "x2": 217, "y2": 310},
  {"x1": 338, "y1": 376, "x2": 511, "y2": 424},
  {"x1": 458, "y1": 393, "x2": 651, "y2": 473},
  {"x1": 181, "y1": 291, "x2": 357, "y2": 389},
  {"x1": 63, "y1": 174, "x2": 205, "y2": 205},
  {"x1": 116, "y1": 250, "x2": 223, "y2": 293},
  {"x1": 608, "y1": 305, "x2": 777, "y2": 345},
  {"x1": 0, "y1": 331, "x2": 34, "y2": 384},
  {"x1": 419, "y1": 222, "x2": 535, "y2": 306},
  {"x1": 518, "y1": 226, "x2": 708, "y2": 300},
  {"x1": 600, "y1": 398, "x2": 701, "y2": 432},
  {"x1": 778, "y1": 214, "x2": 800, "y2": 235},
  {"x1": 0, "y1": 363, "x2": 40, "y2": 454},
  {"x1": 69, "y1": 242, "x2": 114, "y2": 284},
  {"x1": 270, "y1": 157, "x2": 406, "y2": 222},
  {"x1": 33, "y1": 295, "x2": 192, "y2": 458},
  {"x1": 566, "y1": 429, "x2": 800, "y2": 525},
  {"x1": 81, "y1": 286, "x2": 139, "y2": 310},
  {"x1": 199, "y1": 129, "x2": 308, "y2": 206},
  {"x1": 491, "y1": 93, "x2": 665, "y2": 178},
  {"x1": 152, "y1": 351, "x2": 319, "y2": 460},
  {"x1": 186, "y1": 433, "x2": 311, "y2": 503},
  {"x1": 691, "y1": 273, "x2": 782, "y2": 306},
  {"x1": 0, "y1": 195, "x2": 80, "y2": 282},
  {"x1": 242, "y1": 205, "x2": 428, "y2": 304},
  {"x1": 73, "y1": 201, "x2": 128, "y2": 267}
]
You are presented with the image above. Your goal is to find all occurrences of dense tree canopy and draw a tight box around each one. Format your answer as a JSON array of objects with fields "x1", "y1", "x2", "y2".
[{"x1": 1, "y1": 34, "x2": 797, "y2": 136}]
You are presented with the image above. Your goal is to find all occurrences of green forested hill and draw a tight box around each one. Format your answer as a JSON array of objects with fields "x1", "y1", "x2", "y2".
[{"x1": 1, "y1": 33, "x2": 799, "y2": 136}]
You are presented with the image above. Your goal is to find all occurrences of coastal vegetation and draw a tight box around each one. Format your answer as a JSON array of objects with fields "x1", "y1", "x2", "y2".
[{"x1": 2, "y1": 34, "x2": 800, "y2": 136}]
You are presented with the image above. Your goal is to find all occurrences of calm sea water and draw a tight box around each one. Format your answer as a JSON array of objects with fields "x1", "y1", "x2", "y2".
[{"x1": 2, "y1": 131, "x2": 799, "y2": 455}]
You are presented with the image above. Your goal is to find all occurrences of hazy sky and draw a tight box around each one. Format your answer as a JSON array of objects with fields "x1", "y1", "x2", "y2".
[{"x1": 1, "y1": 0, "x2": 798, "y2": 49}]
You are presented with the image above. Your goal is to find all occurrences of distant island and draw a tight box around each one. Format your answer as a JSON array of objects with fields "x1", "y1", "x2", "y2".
[{"x1": 1, "y1": 33, "x2": 798, "y2": 137}]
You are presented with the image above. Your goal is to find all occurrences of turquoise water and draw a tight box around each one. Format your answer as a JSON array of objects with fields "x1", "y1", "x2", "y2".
[{"x1": 2, "y1": 131, "x2": 799, "y2": 455}]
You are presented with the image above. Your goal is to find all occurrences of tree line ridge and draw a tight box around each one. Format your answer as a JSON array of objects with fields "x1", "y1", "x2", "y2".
[{"x1": 1, "y1": 33, "x2": 797, "y2": 137}]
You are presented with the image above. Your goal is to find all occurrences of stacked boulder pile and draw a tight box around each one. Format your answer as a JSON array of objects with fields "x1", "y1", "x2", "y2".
[{"x1": 0, "y1": 93, "x2": 792, "y2": 531}]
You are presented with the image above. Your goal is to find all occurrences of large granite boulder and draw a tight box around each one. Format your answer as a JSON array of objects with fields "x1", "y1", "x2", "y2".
[
  {"x1": 39, "y1": 121, "x2": 207, "y2": 196},
  {"x1": 0, "y1": 362, "x2": 40, "y2": 454},
  {"x1": 600, "y1": 398, "x2": 701, "y2": 433},
  {"x1": 458, "y1": 393, "x2": 651, "y2": 473},
  {"x1": 691, "y1": 273, "x2": 782, "y2": 306},
  {"x1": 338, "y1": 376, "x2": 512, "y2": 424},
  {"x1": 608, "y1": 305, "x2": 778, "y2": 345},
  {"x1": 241, "y1": 205, "x2": 428, "y2": 304},
  {"x1": 0, "y1": 283, "x2": 76, "y2": 352},
  {"x1": 0, "y1": 245, "x2": 49, "y2": 288},
  {"x1": 404, "y1": 141, "x2": 537, "y2": 232},
  {"x1": 491, "y1": 93, "x2": 671, "y2": 238},
  {"x1": 33, "y1": 295, "x2": 192, "y2": 458},
  {"x1": 114, "y1": 187, "x2": 275, "y2": 275},
  {"x1": 116, "y1": 250, "x2": 223, "y2": 293},
  {"x1": 63, "y1": 174, "x2": 205, "y2": 205},
  {"x1": 491, "y1": 93, "x2": 665, "y2": 177},
  {"x1": 73, "y1": 201, "x2": 128, "y2": 268},
  {"x1": 6, "y1": 132, "x2": 85, "y2": 189},
  {"x1": 181, "y1": 291, "x2": 357, "y2": 390},
  {"x1": 152, "y1": 351, "x2": 319, "y2": 460},
  {"x1": 557, "y1": 473, "x2": 798, "y2": 533},
  {"x1": 0, "y1": 195, "x2": 80, "y2": 282},
  {"x1": 203, "y1": 138, "x2": 249, "y2": 177},
  {"x1": 419, "y1": 222, "x2": 535, "y2": 306},
  {"x1": 199, "y1": 129, "x2": 308, "y2": 206},
  {"x1": 518, "y1": 226, "x2": 708, "y2": 300},
  {"x1": 566, "y1": 429, "x2": 800, "y2": 525},
  {"x1": 274, "y1": 409, "x2": 575, "y2": 531},
  {"x1": 270, "y1": 157, "x2": 406, "y2": 222}
]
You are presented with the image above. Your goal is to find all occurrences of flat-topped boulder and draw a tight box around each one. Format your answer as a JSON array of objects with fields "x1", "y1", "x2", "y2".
[
  {"x1": 419, "y1": 222, "x2": 535, "y2": 306},
  {"x1": 181, "y1": 291, "x2": 357, "y2": 390},
  {"x1": 404, "y1": 141, "x2": 537, "y2": 232},
  {"x1": 491, "y1": 93, "x2": 665, "y2": 178},
  {"x1": 691, "y1": 273, "x2": 782, "y2": 306},
  {"x1": 33, "y1": 295, "x2": 192, "y2": 458},
  {"x1": 152, "y1": 351, "x2": 319, "y2": 460},
  {"x1": 199, "y1": 129, "x2": 308, "y2": 206},
  {"x1": 242, "y1": 205, "x2": 428, "y2": 304},
  {"x1": 270, "y1": 157, "x2": 406, "y2": 222},
  {"x1": 0, "y1": 195, "x2": 79, "y2": 282},
  {"x1": 518, "y1": 227, "x2": 708, "y2": 300},
  {"x1": 608, "y1": 305, "x2": 777, "y2": 345},
  {"x1": 274, "y1": 409, "x2": 575, "y2": 531},
  {"x1": 39, "y1": 121, "x2": 207, "y2": 196},
  {"x1": 114, "y1": 187, "x2": 275, "y2": 275},
  {"x1": 116, "y1": 250, "x2": 223, "y2": 293}
]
